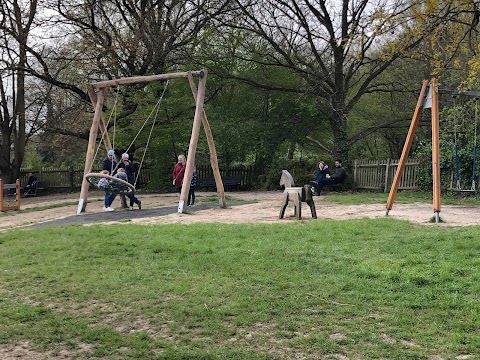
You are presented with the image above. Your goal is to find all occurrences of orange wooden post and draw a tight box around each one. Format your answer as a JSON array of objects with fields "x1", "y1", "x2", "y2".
[
  {"x1": 15, "y1": 179, "x2": 21, "y2": 208},
  {"x1": 431, "y1": 78, "x2": 441, "y2": 222},
  {"x1": 386, "y1": 80, "x2": 429, "y2": 215}
]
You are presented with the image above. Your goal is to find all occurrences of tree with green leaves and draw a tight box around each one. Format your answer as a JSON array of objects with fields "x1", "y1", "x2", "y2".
[{"x1": 205, "y1": 0, "x2": 480, "y2": 162}]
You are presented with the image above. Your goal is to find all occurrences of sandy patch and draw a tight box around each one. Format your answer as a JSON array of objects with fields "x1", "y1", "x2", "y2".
[{"x1": 2, "y1": 191, "x2": 480, "y2": 229}]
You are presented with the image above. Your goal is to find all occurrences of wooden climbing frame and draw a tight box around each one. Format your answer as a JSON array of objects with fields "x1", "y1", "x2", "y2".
[{"x1": 0, "y1": 179, "x2": 21, "y2": 211}]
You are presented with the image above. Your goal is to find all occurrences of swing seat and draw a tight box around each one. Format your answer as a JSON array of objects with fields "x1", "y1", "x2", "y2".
[
  {"x1": 85, "y1": 173, "x2": 135, "y2": 193},
  {"x1": 450, "y1": 188, "x2": 477, "y2": 193}
]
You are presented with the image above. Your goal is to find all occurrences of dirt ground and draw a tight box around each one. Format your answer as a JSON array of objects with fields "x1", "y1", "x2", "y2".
[{"x1": 2, "y1": 190, "x2": 480, "y2": 230}]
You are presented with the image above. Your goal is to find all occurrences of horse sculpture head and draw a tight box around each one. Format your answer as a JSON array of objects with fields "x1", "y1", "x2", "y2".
[{"x1": 279, "y1": 170, "x2": 295, "y2": 188}]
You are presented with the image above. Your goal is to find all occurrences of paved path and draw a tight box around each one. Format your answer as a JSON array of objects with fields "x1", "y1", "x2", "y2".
[{"x1": 21, "y1": 204, "x2": 212, "y2": 229}]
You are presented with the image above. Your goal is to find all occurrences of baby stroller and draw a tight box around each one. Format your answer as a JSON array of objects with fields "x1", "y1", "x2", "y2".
[{"x1": 24, "y1": 179, "x2": 38, "y2": 197}]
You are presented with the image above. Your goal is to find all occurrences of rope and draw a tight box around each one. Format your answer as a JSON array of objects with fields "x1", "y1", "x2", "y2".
[
  {"x1": 112, "y1": 85, "x2": 119, "y2": 151},
  {"x1": 134, "y1": 80, "x2": 169, "y2": 186},
  {"x1": 453, "y1": 96, "x2": 461, "y2": 190},
  {"x1": 93, "y1": 85, "x2": 120, "y2": 166},
  {"x1": 471, "y1": 98, "x2": 478, "y2": 191}
]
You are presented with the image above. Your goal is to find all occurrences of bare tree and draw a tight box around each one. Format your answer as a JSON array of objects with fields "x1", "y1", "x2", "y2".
[
  {"x1": 0, "y1": 0, "x2": 38, "y2": 182},
  {"x1": 15, "y1": 0, "x2": 233, "y2": 159},
  {"x1": 211, "y1": 0, "x2": 479, "y2": 161}
]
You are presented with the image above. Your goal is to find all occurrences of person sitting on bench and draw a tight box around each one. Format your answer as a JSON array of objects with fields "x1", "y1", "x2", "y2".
[
  {"x1": 315, "y1": 159, "x2": 346, "y2": 195},
  {"x1": 309, "y1": 161, "x2": 330, "y2": 196}
]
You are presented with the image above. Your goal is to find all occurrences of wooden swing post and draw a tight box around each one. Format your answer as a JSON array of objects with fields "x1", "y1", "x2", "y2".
[
  {"x1": 187, "y1": 72, "x2": 226, "y2": 209},
  {"x1": 78, "y1": 89, "x2": 106, "y2": 214},
  {"x1": 431, "y1": 78, "x2": 441, "y2": 222},
  {"x1": 386, "y1": 78, "x2": 442, "y2": 223},
  {"x1": 87, "y1": 85, "x2": 113, "y2": 151},
  {"x1": 77, "y1": 70, "x2": 221, "y2": 214},
  {"x1": 386, "y1": 80, "x2": 428, "y2": 214},
  {"x1": 179, "y1": 71, "x2": 208, "y2": 213}
]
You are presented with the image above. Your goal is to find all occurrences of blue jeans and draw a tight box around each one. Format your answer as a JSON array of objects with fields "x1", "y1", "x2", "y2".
[{"x1": 104, "y1": 191, "x2": 116, "y2": 207}]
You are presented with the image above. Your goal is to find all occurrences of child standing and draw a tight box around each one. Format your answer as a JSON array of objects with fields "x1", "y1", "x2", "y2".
[
  {"x1": 187, "y1": 165, "x2": 197, "y2": 207},
  {"x1": 118, "y1": 153, "x2": 142, "y2": 210},
  {"x1": 98, "y1": 170, "x2": 114, "y2": 211}
]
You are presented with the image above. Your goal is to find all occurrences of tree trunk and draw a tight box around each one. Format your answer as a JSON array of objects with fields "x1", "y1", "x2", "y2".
[
  {"x1": 329, "y1": 95, "x2": 349, "y2": 163},
  {"x1": 13, "y1": 48, "x2": 27, "y2": 182},
  {"x1": 287, "y1": 142, "x2": 295, "y2": 160}
]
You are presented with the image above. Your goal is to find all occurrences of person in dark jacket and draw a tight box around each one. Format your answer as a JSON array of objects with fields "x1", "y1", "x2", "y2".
[
  {"x1": 117, "y1": 153, "x2": 142, "y2": 210},
  {"x1": 316, "y1": 160, "x2": 346, "y2": 195},
  {"x1": 102, "y1": 149, "x2": 117, "y2": 175},
  {"x1": 309, "y1": 161, "x2": 330, "y2": 195},
  {"x1": 187, "y1": 165, "x2": 197, "y2": 207}
]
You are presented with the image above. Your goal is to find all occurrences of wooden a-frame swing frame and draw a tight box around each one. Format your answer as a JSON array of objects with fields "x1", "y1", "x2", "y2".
[
  {"x1": 77, "y1": 69, "x2": 226, "y2": 214},
  {"x1": 386, "y1": 79, "x2": 441, "y2": 223}
]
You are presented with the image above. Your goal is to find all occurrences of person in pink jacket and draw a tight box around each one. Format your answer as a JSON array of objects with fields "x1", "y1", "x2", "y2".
[{"x1": 172, "y1": 154, "x2": 186, "y2": 192}]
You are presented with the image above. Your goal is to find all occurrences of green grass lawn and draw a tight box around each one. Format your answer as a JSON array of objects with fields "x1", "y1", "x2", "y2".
[
  {"x1": 322, "y1": 190, "x2": 480, "y2": 206},
  {"x1": 0, "y1": 219, "x2": 479, "y2": 359}
]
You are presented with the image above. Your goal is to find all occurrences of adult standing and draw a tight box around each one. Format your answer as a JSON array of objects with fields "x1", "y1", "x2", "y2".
[
  {"x1": 172, "y1": 154, "x2": 186, "y2": 192},
  {"x1": 102, "y1": 149, "x2": 117, "y2": 211},
  {"x1": 118, "y1": 153, "x2": 142, "y2": 210}
]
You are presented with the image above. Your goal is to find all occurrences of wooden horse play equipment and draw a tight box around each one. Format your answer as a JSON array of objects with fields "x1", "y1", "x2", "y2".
[
  {"x1": 279, "y1": 170, "x2": 317, "y2": 220},
  {"x1": 77, "y1": 69, "x2": 226, "y2": 214},
  {"x1": 0, "y1": 179, "x2": 21, "y2": 212}
]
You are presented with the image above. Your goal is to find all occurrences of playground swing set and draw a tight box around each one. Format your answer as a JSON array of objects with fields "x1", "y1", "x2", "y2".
[
  {"x1": 386, "y1": 78, "x2": 480, "y2": 223},
  {"x1": 77, "y1": 69, "x2": 227, "y2": 214},
  {"x1": 84, "y1": 79, "x2": 170, "y2": 195}
]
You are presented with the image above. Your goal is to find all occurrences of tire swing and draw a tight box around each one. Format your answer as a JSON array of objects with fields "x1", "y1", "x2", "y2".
[
  {"x1": 85, "y1": 80, "x2": 169, "y2": 195},
  {"x1": 85, "y1": 173, "x2": 135, "y2": 193}
]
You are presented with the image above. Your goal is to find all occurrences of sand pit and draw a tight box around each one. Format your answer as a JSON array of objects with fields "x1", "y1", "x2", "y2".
[{"x1": 1, "y1": 191, "x2": 480, "y2": 230}]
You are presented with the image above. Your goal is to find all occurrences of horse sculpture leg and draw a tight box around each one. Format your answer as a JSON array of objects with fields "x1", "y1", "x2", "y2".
[
  {"x1": 279, "y1": 191, "x2": 289, "y2": 219},
  {"x1": 293, "y1": 192, "x2": 301, "y2": 220},
  {"x1": 304, "y1": 185, "x2": 317, "y2": 219}
]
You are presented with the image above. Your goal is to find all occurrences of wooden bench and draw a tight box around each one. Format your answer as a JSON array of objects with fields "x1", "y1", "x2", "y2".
[
  {"x1": 203, "y1": 176, "x2": 242, "y2": 190},
  {"x1": 323, "y1": 180, "x2": 345, "y2": 191}
]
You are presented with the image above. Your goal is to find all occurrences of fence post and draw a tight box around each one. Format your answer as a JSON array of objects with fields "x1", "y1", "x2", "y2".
[
  {"x1": 69, "y1": 166, "x2": 74, "y2": 192},
  {"x1": 384, "y1": 159, "x2": 391, "y2": 193},
  {"x1": 353, "y1": 160, "x2": 357, "y2": 188}
]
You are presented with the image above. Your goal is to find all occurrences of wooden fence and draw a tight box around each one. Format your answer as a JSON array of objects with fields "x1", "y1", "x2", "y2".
[
  {"x1": 353, "y1": 159, "x2": 421, "y2": 192},
  {"x1": 19, "y1": 164, "x2": 260, "y2": 192},
  {"x1": 19, "y1": 159, "x2": 421, "y2": 193}
]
